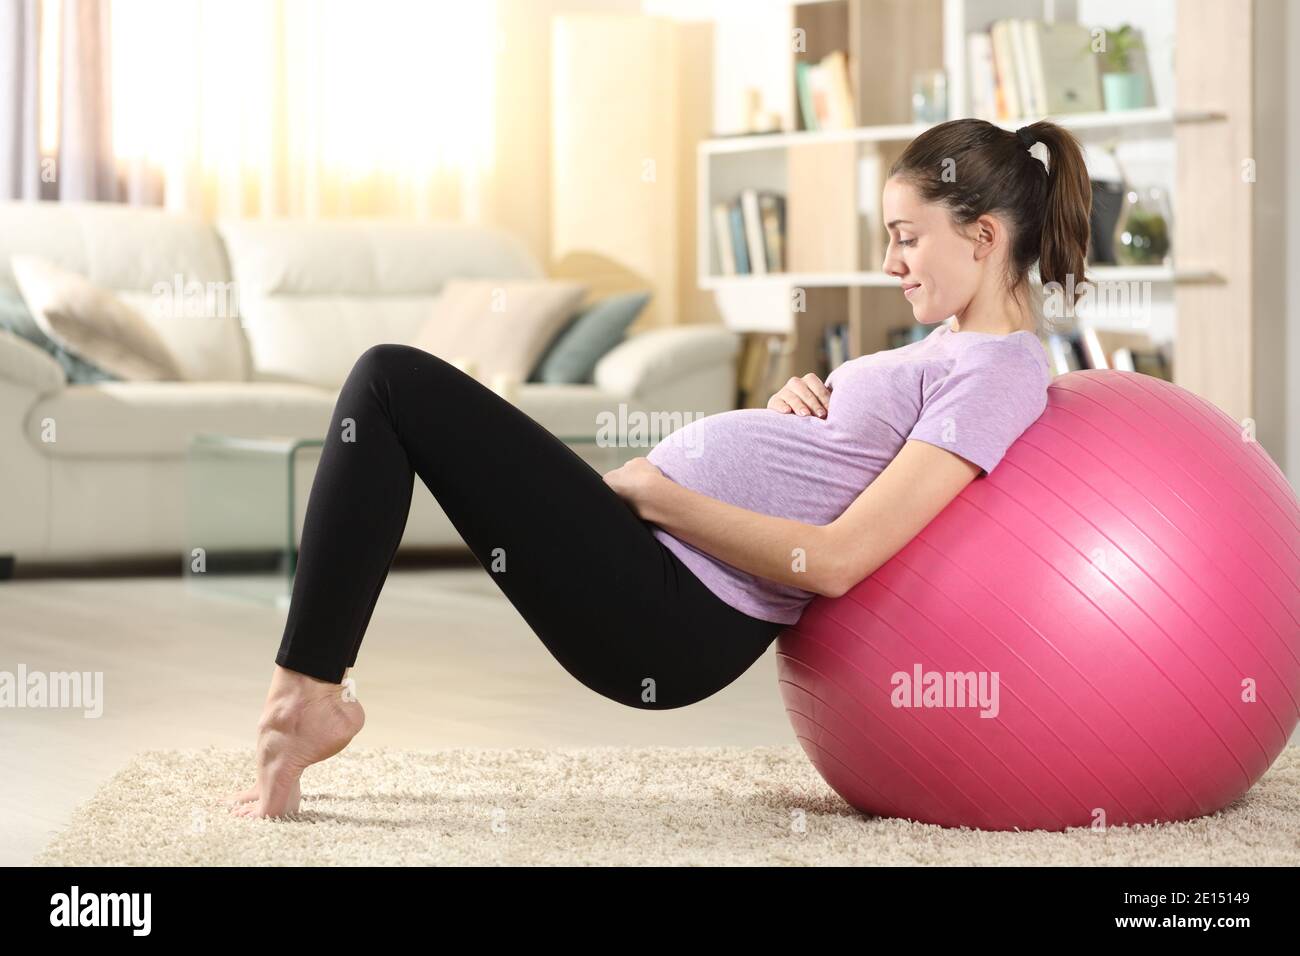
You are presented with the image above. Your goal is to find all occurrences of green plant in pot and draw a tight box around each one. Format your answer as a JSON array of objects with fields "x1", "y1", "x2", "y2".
[{"x1": 1096, "y1": 24, "x2": 1147, "y2": 111}]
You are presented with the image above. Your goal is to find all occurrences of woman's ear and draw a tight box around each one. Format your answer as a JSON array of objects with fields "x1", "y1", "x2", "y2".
[{"x1": 970, "y1": 214, "x2": 1003, "y2": 262}]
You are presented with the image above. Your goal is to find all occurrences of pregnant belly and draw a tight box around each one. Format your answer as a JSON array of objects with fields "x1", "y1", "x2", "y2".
[{"x1": 646, "y1": 408, "x2": 882, "y2": 525}]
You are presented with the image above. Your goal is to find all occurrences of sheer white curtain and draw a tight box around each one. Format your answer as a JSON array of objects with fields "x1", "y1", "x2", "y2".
[
  {"x1": 111, "y1": 0, "x2": 498, "y2": 220},
  {"x1": 1, "y1": 0, "x2": 127, "y2": 201},
  {"x1": 0, "y1": 0, "x2": 42, "y2": 198}
]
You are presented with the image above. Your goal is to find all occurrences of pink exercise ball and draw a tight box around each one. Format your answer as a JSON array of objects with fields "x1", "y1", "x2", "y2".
[{"x1": 778, "y1": 369, "x2": 1300, "y2": 831}]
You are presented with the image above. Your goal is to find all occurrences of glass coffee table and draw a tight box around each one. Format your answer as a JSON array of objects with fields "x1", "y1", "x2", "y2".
[
  {"x1": 184, "y1": 435, "x2": 325, "y2": 608},
  {"x1": 184, "y1": 431, "x2": 642, "y2": 608}
]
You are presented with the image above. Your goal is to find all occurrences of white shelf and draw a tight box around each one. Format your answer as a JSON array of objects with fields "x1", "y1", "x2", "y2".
[
  {"x1": 700, "y1": 108, "x2": 1225, "y2": 155},
  {"x1": 699, "y1": 265, "x2": 1221, "y2": 290}
]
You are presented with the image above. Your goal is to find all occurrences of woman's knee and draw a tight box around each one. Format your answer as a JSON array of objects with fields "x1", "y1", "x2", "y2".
[
  {"x1": 344, "y1": 344, "x2": 459, "y2": 404},
  {"x1": 351, "y1": 343, "x2": 436, "y2": 381}
]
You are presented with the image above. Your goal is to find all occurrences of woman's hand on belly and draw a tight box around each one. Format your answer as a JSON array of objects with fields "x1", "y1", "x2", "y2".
[
  {"x1": 602, "y1": 457, "x2": 668, "y2": 520},
  {"x1": 767, "y1": 373, "x2": 831, "y2": 418},
  {"x1": 623, "y1": 466, "x2": 847, "y2": 599}
]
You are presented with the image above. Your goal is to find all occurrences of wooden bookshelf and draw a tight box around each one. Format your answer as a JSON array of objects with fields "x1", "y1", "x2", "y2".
[
  {"x1": 700, "y1": 107, "x2": 1225, "y2": 154},
  {"x1": 699, "y1": 0, "x2": 1287, "y2": 473}
]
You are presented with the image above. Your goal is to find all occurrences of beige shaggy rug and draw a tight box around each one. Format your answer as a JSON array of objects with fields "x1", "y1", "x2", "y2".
[{"x1": 36, "y1": 745, "x2": 1300, "y2": 866}]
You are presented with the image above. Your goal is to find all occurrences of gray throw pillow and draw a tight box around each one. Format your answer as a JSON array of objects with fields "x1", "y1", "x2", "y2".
[
  {"x1": 0, "y1": 287, "x2": 119, "y2": 384},
  {"x1": 529, "y1": 291, "x2": 651, "y2": 384}
]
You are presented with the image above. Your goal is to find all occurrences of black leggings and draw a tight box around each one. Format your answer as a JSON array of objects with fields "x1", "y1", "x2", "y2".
[{"x1": 275, "y1": 343, "x2": 785, "y2": 710}]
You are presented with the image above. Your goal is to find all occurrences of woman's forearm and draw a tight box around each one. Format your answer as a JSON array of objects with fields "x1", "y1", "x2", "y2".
[{"x1": 640, "y1": 476, "x2": 846, "y2": 597}]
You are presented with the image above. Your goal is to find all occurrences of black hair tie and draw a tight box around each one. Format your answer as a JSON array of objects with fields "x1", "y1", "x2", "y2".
[{"x1": 1016, "y1": 126, "x2": 1037, "y2": 149}]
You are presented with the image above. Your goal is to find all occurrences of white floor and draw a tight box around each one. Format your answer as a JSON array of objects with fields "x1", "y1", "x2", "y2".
[{"x1": 0, "y1": 567, "x2": 796, "y2": 866}]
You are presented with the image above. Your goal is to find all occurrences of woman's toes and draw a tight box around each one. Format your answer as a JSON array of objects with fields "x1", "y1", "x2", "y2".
[
  {"x1": 226, "y1": 785, "x2": 259, "y2": 805},
  {"x1": 257, "y1": 773, "x2": 301, "y2": 817},
  {"x1": 227, "y1": 768, "x2": 304, "y2": 819}
]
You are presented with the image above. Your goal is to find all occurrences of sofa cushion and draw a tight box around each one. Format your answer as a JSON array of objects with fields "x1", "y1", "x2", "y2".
[
  {"x1": 0, "y1": 286, "x2": 120, "y2": 384},
  {"x1": 409, "y1": 278, "x2": 588, "y2": 387},
  {"x1": 225, "y1": 296, "x2": 438, "y2": 388},
  {"x1": 12, "y1": 256, "x2": 185, "y2": 381},
  {"x1": 217, "y1": 219, "x2": 544, "y2": 296},
  {"x1": 25, "y1": 381, "x2": 337, "y2": 458},
  {"x1": 0, "y1": 201, "x2": 249, "y2": 382},
  {"x1": 116, "y1": 289, "x2": 251, "y2": 383},
  {"x1": 218, "y1": 218, "x2": 545, "y2": 388},
  {"x1": 0, "y1": 201, "x2": 233, "y2": 292},
  {"x1": 529, "y1": 291, "x2": 651, "y2": 385}
]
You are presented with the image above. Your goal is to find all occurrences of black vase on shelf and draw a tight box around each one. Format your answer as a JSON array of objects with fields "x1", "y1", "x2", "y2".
[{"x1": 1088, "y1": 179, "x2": 1125, "y2": 264}]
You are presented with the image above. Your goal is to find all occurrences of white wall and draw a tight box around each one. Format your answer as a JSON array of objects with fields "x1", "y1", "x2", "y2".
[
  {"x1": 492, "y1": 0, "x2": 643, "y2": 268},
  {"x1": 643, "y1": 0, "x2": 793, "y2": 135}
]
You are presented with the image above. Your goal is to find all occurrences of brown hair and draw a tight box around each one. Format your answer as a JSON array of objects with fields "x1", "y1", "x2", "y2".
[{"x1": 887, "y1": 118, "x2": 1091, "y2": 334}]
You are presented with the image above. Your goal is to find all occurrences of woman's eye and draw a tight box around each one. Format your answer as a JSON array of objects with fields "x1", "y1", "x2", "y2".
[{"x1": 898, "y1": 238, "x2": 917, "y2": 247}]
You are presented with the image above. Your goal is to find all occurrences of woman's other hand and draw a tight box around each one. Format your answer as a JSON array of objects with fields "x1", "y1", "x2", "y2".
[
  {"x1": 767, "y1": 373, "x2": 831, "y2": 417},
  {"x1": 602, "y1": 456, "x2": 667, "y2": 520}
]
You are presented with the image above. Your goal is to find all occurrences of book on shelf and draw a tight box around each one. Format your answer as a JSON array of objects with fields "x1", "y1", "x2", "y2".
[
  {"x1": 972, "y1": 19, "x2": 1108, "y2": 121},
  {"x1": 795, "y1": 49, "x2": 856, "y2": 131},
  {"x1": 817, "y1": 321, "x2": 851, "y2": 377},
  {"x1": 966, "y1": 33, "x2": 999, "y2": 121},
  {"x1": 735, "y1": 334, "x2": 758, "y2": 407},
  {"x1": 1044, "y1": 326, "x2": 1170, "y2": 380},
  {"x1": 711, "y1": 188, "x2": 785, "y2": 276},
  {"x1": 1010, "y1": 19, "x2": 1036, "y2": 116},
  {"x1": 736, "y1": 332, "x2": 793, "y2": 408},
  {"x1": 988, "y1": 20, "x2": 1021, "y2": 119},
  {"x1": 728, "y1": 202, "x2": 749, "y2": 273},
  {"x1": 872, "y1": 322, "x2": 1170, "y2": 381},
  {"x1": 740, "y1": 190, "x2": 767, "y2": 276},
  {"x1": 742, "y1": 324, "x2": 852, "y2": 408},
  {"x1": 767, "y1": 334, "x2": 796, "y2": 396},
  {"x1": 736, "y1": 333, "x2": 767, "y2": 408},
  {"x1": 857, "y1": 149, "x2": 886, "y2": 272},
  {"x1": 795, "y1": 62, "x2": 818, "y2": 132},
  {"x1": 1112, "y1": 347, "x2": 1169, "y2": 378},
  {"x1": 758, "y1": 193, "x2": 785, "y2": 273},
  {"x1": 733, "y1": 323, "x2": 1169, "y2": 409},
  {"x1": 711, "y1": 203, "x2": 736, "y2": 274}
]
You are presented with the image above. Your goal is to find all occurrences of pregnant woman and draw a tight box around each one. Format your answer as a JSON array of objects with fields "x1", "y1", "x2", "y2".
[{"x1": 230, "y1": 117, "x2": 1091, "y2": 818}]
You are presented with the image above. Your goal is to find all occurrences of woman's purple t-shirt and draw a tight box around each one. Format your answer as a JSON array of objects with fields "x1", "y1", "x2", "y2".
[{"x1": 644, "y1": 319, "x2": 1052, "y2": 624}]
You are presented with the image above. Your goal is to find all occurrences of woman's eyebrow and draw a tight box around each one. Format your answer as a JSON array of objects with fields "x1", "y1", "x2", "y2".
[{"x1": 886, "y1": 219, "x2": 914, "y2": 229}]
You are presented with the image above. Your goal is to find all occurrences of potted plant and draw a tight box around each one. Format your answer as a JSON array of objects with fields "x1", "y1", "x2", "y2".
[{"x1": 1097, "y1": 25, "x2": 1147, "y2": 111}]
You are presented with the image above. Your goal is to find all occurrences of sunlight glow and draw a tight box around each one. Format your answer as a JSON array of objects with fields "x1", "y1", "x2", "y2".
[
  {"x1": 111, "y1": 0, "x2": 496, "y2": 199},
  {"x1": 38, "y1": 0, "x2": 60, "y2": 153}
]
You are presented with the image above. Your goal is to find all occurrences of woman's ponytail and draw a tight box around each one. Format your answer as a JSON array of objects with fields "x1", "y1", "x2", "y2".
[{"x1": 1018, "y1": 121, "x2": 1092, "y2": 311}]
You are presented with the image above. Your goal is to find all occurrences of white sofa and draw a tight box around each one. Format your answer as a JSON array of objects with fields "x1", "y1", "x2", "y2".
[{"x1": 0, "y1": 201, "x2": 738, "y2": 570}]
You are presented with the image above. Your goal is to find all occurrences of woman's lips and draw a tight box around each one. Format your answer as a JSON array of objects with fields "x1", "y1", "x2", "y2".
[{"x1": 903, "y1": 283, "x2": 921, "y2": 299}]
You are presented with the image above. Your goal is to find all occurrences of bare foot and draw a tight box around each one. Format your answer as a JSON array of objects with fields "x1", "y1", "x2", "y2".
[
  {"x1": 226, "y1": 777, "x2": 301, "y2": 811},
  {"x1": 228, "y1": 665, "x2": 365, "y2": 818}
]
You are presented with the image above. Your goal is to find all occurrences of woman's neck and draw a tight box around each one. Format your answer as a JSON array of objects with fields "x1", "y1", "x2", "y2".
[{"x1": 950, "y1": 282, "x2": 1036, "y2": 335}]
